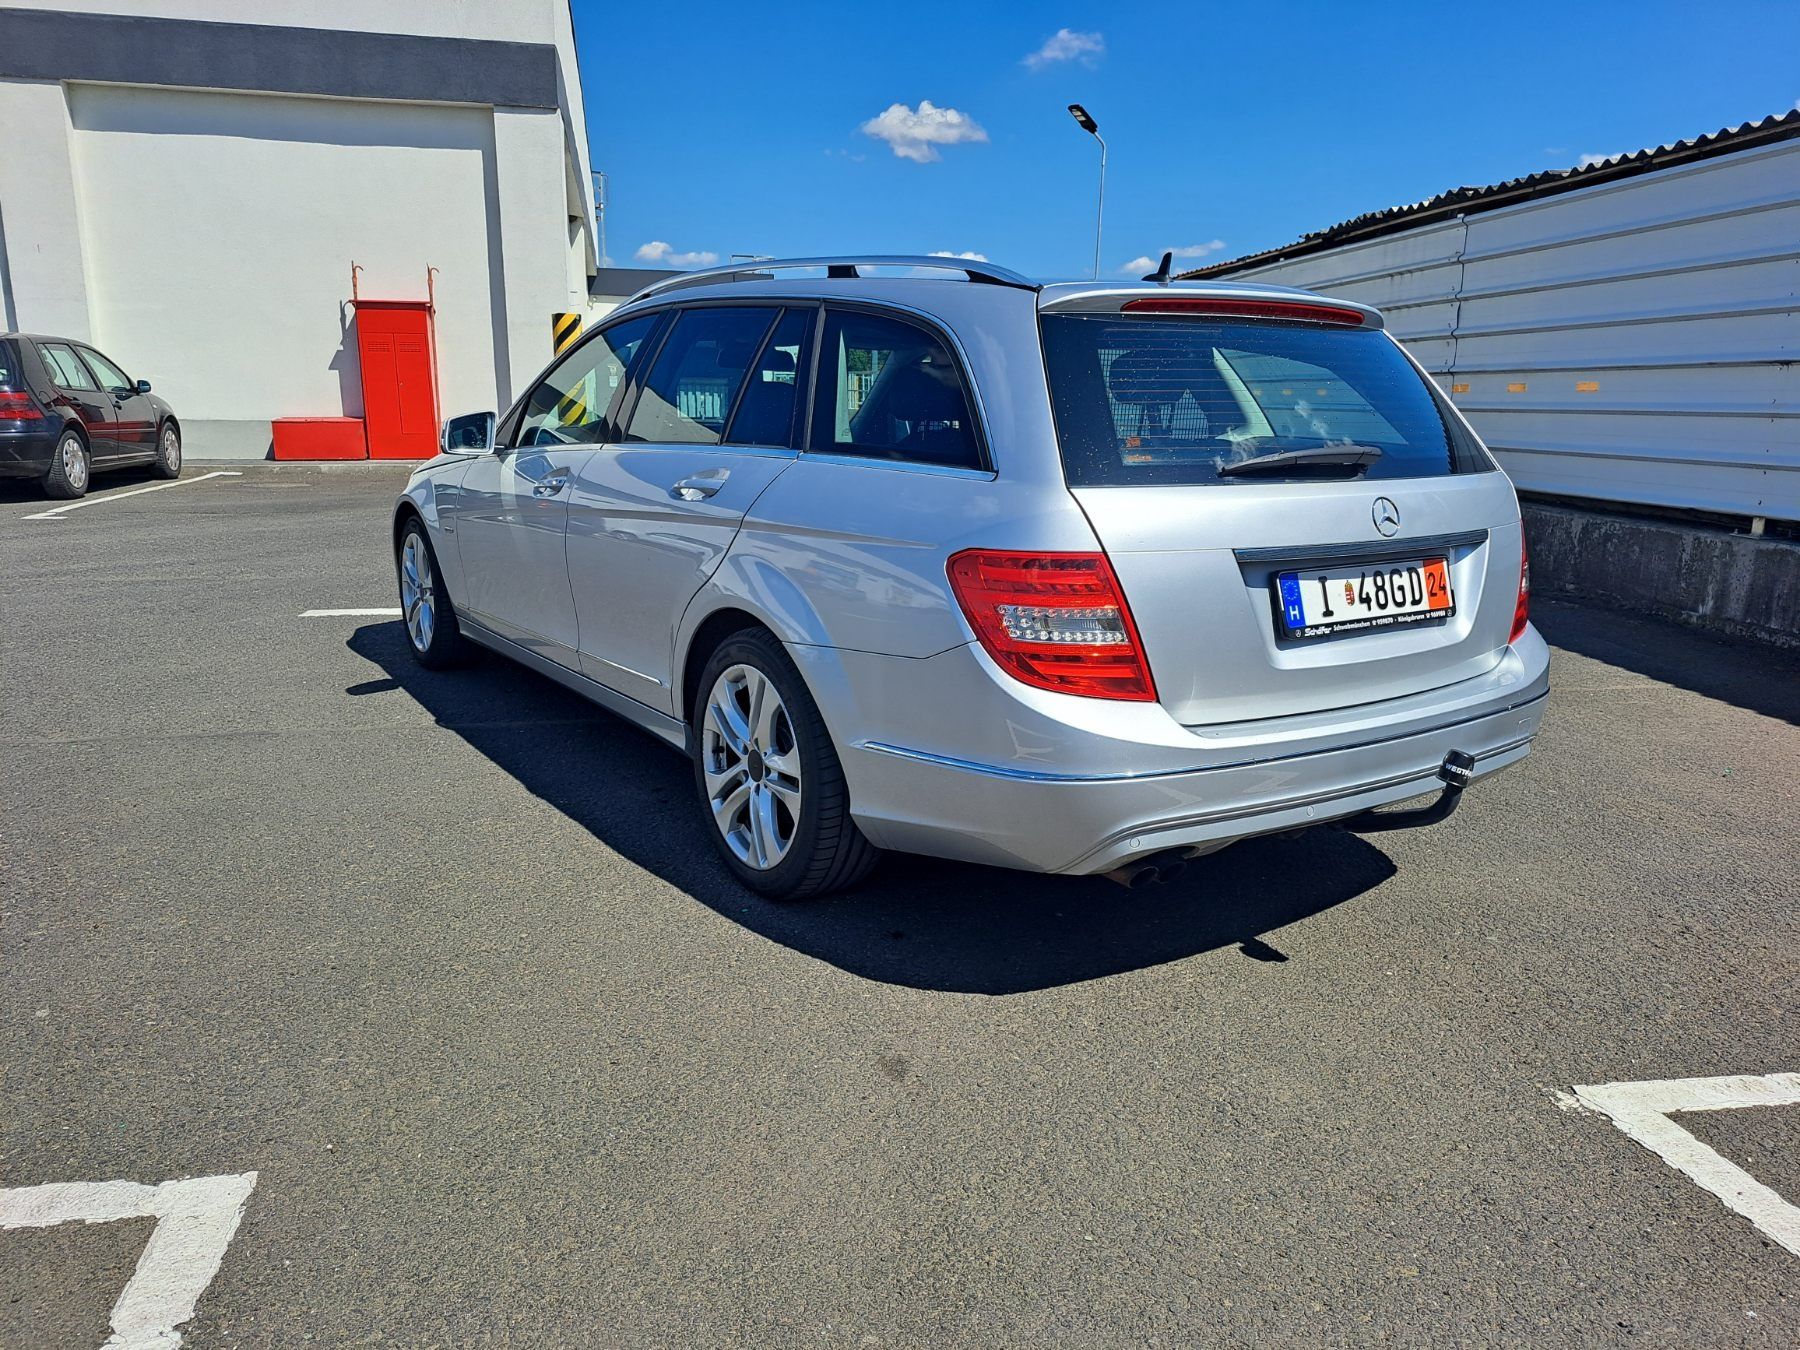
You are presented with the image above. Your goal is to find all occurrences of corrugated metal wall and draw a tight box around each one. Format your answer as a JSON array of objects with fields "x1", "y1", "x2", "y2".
[{"x1": 1215, "y1": 138, "x2": 1799, "y2": 523}]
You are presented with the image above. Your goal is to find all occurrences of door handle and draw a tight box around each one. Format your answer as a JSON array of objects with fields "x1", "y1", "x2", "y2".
[
  {"x1": 670, "y1": 474, "x2": 726, "y2": 501},
  {"x1": 533, "y1": 472, "x2": 571, "y2": 498}
]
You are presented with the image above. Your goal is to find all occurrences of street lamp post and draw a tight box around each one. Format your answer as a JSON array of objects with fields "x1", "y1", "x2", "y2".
[{"x1": 1067, "y1": 104, "x2": 1106, "y2": 280}]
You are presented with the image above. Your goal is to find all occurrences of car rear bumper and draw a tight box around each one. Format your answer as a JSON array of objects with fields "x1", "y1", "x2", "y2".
[
  {"x1": 0, "y1": 427, "x2": 57, "y2": 477},
  {"x1": 794, "y1": 627, "x2": 1550, "y2": 875}
]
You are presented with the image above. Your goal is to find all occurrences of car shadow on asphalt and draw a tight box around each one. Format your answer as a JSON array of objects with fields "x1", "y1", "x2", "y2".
[
  {"x1": 0, "y1": 462, "x2": 164, "y2": 505},
  {"x1": 348, "y1": 622, "x2": 1399, "y2": 995},
  {"x1": 1534, "y1": 596, "x2": 1800, "y2": 725}
]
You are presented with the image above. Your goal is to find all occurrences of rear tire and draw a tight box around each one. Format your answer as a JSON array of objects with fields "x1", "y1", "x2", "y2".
[
  {"x1": 692, "y1": 629, "x2": 880, "y2": 899},
  {"x1": 42, "y1": 431, "x2": 89, "y2": 499},
  {"x1": 151, "y1": 422, "x2": 182, "y2": 479},
  {"x1": 396, "y1": 518, "x2": 468, "y2": 669}
]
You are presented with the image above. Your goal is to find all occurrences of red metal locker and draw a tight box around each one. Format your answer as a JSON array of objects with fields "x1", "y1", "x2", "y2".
[{"x1": 353, "y1": 300, "x2": 439, "y2": 460}]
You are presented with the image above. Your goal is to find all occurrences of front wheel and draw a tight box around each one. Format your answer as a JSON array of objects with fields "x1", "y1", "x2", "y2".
[
  {"x1": 396, "y1": 519, "x2": 468, "y2": 668},
  {"x1": 692, "y1": 630, "x2": 880, "y2": 899},
  {"x1": 151, "y1": 422, "x2": 181, "y2": 479}
]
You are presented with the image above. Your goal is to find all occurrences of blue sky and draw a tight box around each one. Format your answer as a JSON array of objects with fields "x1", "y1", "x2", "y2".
[{"x1": 572, "y1": 0, "x2": 1800, "y2": 280}]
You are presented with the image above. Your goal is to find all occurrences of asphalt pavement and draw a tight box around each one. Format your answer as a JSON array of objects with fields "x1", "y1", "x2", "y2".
[{"x1": 2, "y1": 463, "x2": 1796, "y2": 1347}]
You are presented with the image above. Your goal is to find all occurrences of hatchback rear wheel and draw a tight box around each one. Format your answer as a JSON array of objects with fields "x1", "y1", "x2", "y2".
[
  {"x1": 693, "y1": 630, "x2": 879, "y2": 899},
  {"x1": 43, "y1": 431, "x2": 89, "y2": 499}
]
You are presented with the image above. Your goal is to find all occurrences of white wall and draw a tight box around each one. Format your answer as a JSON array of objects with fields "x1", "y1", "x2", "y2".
[
  {"x1": 65, "y1": 84, "x2": 504, "y2": 451},
  {"x1": 1217, "y1": 138, "x2": 1800, "y2": 523},
  {"x1": 0, "y1": 79, "x2": 94, "y2": 338}
]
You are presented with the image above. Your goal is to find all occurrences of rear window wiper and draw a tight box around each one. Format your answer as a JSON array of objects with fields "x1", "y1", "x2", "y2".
[{"x1": 1216, "y1": 445, "x2": 1384, "y2": 477}]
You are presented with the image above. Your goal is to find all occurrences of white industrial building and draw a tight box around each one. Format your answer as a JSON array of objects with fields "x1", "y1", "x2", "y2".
[
  {"x1": 0, "y1": 1, "x2": 599, "y2": 457},
  {"x1": 1192, "y1": 112, "x2": 1799, "y2": 641}
]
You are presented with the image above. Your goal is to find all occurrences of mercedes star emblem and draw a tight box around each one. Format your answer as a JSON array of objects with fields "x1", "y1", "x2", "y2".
[{"x1": 1372, "y1": 497, "x2": 1400, "y2": 537}]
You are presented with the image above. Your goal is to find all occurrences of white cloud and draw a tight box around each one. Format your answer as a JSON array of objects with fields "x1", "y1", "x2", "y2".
[
  {"x1": 1024, "y1": 28, "x2": 1105, "y2": 70},
  {"x1": 860, "y1": 100, "x2": 988, "y2": 163},
  {"x1": 929, "y1": 250, "x2": 988, "y2": 261},
  {"x1": 634, "y1": 240, "x2": 719, "y2": 269},
  {"x1": 1118, "y1": 240, "x2": 1227, "y2": 275},
  {"x1": 1577, "y1": 152, "x2": 1621, "y2": 168}
]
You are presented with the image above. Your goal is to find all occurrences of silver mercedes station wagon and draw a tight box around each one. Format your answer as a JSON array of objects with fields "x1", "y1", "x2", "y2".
[{"x1": 391, "y1": 256, "x2": 1547, "y2": 898}]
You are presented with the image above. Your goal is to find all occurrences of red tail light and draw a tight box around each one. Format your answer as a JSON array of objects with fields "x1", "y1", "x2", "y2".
[
  {"x1": 0, "y1": 390, "x2": 44, "y2": 421},
  {"x1": 1120, "y1": 297, "x2": 1368, "y2": 326},
  {"x1": 947, "y1": 550, "x2": 1157, "y2": 702},
  {"x1": 1509, "y1": 538, "x2": 1531, "y2": 644}
]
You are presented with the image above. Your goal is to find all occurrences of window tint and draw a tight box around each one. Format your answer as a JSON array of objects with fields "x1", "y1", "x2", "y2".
[
  {"x1": 80, "y1": 347, "x2": 131, "y2": 391},
  {"x1": 810, "y1": 309, "x2": 982, "y2": 469},
  {"x1": 1040, "y1": 315, "x2": 1492, "y2": 487},
  {"x1": 40, "y1": 343, "x2": 97, "y2": 391},
  {"x1": 627, "y1": 307, "x2": 777, "y2": 445},
  {"x1": 724, "y1": 308, "x2": 813, "y2": 448},
  {"x1": 516, "y1": 313, "x2": 659, "y2": 448}
]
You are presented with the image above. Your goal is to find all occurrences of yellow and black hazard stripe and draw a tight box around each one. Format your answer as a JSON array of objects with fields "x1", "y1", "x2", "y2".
[{"x1": 552, "y1": 311, "x2": 582, "y2": 355}]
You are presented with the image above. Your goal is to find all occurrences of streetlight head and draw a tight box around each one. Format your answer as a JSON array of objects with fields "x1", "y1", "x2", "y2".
[{"x1": 1067, "y1": 104, "x2": 1098, "y2": 136}]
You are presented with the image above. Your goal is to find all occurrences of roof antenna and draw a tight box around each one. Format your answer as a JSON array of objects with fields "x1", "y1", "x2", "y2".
[{"x1": 1142, "y1": 251, "x2": 1174, "y2": 286}]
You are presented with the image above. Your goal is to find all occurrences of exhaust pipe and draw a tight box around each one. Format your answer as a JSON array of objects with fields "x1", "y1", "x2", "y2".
[{"x1": 1104, "y1": 848, "x2": 1194, "y2": 889}]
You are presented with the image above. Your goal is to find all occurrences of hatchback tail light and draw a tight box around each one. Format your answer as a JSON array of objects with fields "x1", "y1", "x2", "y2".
[
  {"x1": 1509, "y1": 538, "x2": 1531, "y2": 644},
  {"x1": 947, "y1": 550, "x2": 1157, "y2": 701},
  {"x1": 0, "y1": 390, "x2": 44, "y2": 421}
]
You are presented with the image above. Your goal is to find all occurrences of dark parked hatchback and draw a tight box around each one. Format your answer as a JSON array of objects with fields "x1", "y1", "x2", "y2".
[{"x1": 0, "y1": 334, "x2": 181, "y2": 498}]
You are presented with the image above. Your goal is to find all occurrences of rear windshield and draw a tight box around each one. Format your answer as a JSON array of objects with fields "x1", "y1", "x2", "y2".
[
  {"x1": 1040, "y1": 314, "x2": 1492, "y2": 487},
  {"x1": 0, "y1": 339, "x2": 17, "y2": 387}
]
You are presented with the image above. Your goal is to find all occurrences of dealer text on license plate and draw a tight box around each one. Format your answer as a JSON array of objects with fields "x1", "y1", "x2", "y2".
[{"x1": 1275, "y1": 557, "x2": 1454, "y2": 638}]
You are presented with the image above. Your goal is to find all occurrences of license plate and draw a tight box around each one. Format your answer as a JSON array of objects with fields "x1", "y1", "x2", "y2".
[{"x1": 1274, "y1": 557, "x2": 1454, "y2": 638}]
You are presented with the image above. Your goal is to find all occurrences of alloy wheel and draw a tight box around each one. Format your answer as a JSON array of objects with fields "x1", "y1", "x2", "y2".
[
  {"x1": 702, "y1": 663, "x2": 803, "y2": 870},
  {"x1": 161, "y1": 427, "x2": 181, "y2": 473},
  {"x1": 64, "y1": 439, "x2": 88, "y2": 491},
  {"x1": 399, "y1": 533, "x2": 436, "y2": 652}
]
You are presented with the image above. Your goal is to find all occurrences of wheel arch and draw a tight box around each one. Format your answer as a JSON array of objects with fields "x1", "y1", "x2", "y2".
[{"x1": 679, "y1": 606, "x2": 775, "y2": 726}]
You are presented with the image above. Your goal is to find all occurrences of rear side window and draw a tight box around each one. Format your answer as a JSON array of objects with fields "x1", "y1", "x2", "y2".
[
  {"x1": 810, "y1": 308, "x2": 983, "y2": 470},
  {"x1": 1040, "y1": 315, "x2": 1491, "y2": 487},
  {"x1": 39, "y1": 343, "x2": 97, "y2": 392},
  {"x1": 628, "y1": 306, "x2": 777, "y2": 445},
  {"x1": 725, "y1": 307, "x2": 813, "y2": 449}
]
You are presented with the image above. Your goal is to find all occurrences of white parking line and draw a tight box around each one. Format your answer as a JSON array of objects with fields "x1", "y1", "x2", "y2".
[
  {"x1": 302, "y1": 607, "x2": 401, "y2": 617},
  {"x1": 0, "y1": 1171, "x2": 258, "y2": 1348},
  {"x1": 1573, "y1": 1072, "x2": 1800, "y2": 1256},
  {"x1": 23, "y1": 470, "x2": 243, "y2": 520}
]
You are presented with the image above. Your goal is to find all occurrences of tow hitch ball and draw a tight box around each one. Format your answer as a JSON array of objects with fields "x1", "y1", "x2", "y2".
[{"x1": 1341, "y1": 750, "x2": 1477, "y2": 834}]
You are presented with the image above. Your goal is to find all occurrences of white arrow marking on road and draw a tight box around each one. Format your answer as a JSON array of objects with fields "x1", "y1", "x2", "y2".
[
  {"x1": 23, "y1": 470, "x2": 243, "y2": 520},
  {"x1": 0, "y1": 1171, "x2": 258, "y2": 1348},
  {"x1": 1573, "y1": 1072, "x2": 1800, "y2": 1256},
  {"x1": 301, "y1": 608, "x2": 402, "y2": 617}
]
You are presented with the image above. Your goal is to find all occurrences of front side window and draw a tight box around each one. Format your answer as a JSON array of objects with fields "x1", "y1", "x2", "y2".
[
  {"x1": 810, "y1": 309, "x2": 983, "y2": 470},
  {"x1": 724, "y1": 307, "x2": 813, "y2": 449},
  {"x1": 626, "y1": 306, "x2": 778, "y2": 445},
  {"x1": 40, "y1": 343, "x2": 97, "y2": 392},
  {"x1": 516, "y1": 313, "x2": 659, "y2": 448},
  {"x1": 1040, "y1": 314, "x2": 1492, "y2": 486},
  {"x1": 80, "y1": 347, "x2": 132, "y2": 392}
]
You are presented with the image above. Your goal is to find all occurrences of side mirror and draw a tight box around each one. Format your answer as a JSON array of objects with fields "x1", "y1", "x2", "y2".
[
  {"x1": 135, "y1": 379, "x2": 153, "y2": 394},
  {"x1": 441, "y1": 410, "x2": 497, "y2": 455}
]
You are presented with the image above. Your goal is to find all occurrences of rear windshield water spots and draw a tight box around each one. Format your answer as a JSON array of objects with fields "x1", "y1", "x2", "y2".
[{"x1": 1041, "y1": 314, "x2": 1492, "y2": 487}]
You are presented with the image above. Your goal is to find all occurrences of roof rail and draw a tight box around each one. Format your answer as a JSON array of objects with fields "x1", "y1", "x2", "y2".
[{"x1": 625, "y1": 255, "x2": 1037, "y2": 302}]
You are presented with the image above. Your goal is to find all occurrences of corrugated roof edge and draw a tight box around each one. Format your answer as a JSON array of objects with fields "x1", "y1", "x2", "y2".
[{"x1": 1183, "y1": 108, "x2": 1800, "y2": 280}]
